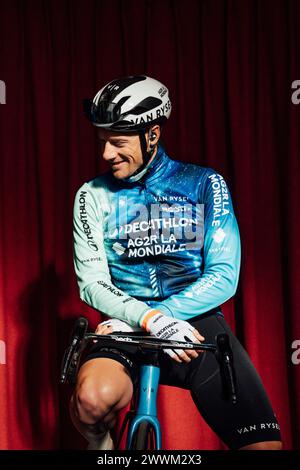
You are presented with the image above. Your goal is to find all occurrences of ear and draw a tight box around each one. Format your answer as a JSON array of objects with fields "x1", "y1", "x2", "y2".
[{"x1": 146, "y1": 124, "x2": 161, "y2": 149}]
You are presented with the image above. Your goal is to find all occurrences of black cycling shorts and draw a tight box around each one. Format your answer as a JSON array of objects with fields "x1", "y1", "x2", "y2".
[{"x1": 83, "y1": 312, "x2": 281, "y2": 449}]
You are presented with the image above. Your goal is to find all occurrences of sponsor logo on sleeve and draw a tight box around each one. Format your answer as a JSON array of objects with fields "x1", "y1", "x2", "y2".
[
  {"x1": 213, "y1": 228, "x2": 226, "y2": 243},
  {"x1": 208, "y1": 174, "x2": 230, "y2": 227},
  {"x1": 78, "y1": 191, "x2": 99, "y2": 251},
  {"x1": 97, "y1": 280, "x2": 124, "y2": 297}
]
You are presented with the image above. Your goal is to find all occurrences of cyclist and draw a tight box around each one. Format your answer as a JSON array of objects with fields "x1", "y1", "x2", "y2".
[{"x1": 70, "y1": 75, "x2": 282, "y2": 450}]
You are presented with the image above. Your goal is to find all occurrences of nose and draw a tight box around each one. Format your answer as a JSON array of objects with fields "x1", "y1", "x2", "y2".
[{"x1": 102, "y1": 141, "x2": 117, "y2": 162}]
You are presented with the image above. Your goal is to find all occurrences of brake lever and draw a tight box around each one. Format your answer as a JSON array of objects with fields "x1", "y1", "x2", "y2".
[{"x1": 60, "y1": 317, "x2": 88, "y2": 384}]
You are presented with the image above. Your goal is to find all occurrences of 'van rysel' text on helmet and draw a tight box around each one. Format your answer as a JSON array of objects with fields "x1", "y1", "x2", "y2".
[{"x1": 83, "y1": 75, "x2": 171, "y2": 132}]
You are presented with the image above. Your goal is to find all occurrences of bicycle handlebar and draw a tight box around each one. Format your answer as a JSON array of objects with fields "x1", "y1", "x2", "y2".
[
  {"x1": 85, "y1": 332, "x2": 217, "y2": 352},
  {"x1": 61, "y1": 317, "x2": 237, "y2": 404}
]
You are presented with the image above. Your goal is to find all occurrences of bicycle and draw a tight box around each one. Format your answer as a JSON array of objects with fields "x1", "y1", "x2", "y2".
[{"x1": 60, "y1": 317, "x2": 237, "y2": 450}]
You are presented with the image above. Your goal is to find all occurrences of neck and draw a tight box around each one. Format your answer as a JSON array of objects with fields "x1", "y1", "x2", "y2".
[
  {"x1": 145, "y1": 146, "x2": 158, "y2": 165},
  {"x1": 124, "y1": 146, "x2": 158, "y2": 183}
]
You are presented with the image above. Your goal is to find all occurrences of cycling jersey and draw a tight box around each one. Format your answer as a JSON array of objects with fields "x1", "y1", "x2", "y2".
[{"x1": 73, "y1": 145, "x2": 241, "y2": 326}]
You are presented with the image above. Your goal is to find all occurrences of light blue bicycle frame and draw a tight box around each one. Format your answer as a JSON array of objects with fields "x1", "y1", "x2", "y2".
[{"x1": 126, "y1": 364, "x2": 162, "y2": 450}]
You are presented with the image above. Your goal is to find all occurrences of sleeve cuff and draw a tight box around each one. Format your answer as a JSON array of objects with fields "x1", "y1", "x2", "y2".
[{"x1": 139, "y1": 309, "x2": 161, "y2": 330}]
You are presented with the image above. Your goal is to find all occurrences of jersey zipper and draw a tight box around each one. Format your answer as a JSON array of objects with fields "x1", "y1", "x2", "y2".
[{"x1": 143, "y1": 182, "x2": 164, "y2": 299}]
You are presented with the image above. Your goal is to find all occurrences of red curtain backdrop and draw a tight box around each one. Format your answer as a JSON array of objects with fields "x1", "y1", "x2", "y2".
[{"x1": 0, "y1": 0, "x2": 299, "y2": 450}]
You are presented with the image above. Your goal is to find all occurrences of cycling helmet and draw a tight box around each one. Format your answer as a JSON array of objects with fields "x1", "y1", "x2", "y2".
[
  {"x1": 84, "y1": 75, "x2": 171, "y2": 132},
  {"x1": 83, "y1": 75, "x2": 171, "y2": 181}
]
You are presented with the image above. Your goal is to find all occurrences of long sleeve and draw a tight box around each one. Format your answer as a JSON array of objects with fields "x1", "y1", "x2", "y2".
[
  {"x1": 73, "y1": 184, "x2": 152, "y2": 326},
  {"x1": 153, "y1": 171, "x2": 241, "y2": 321}
]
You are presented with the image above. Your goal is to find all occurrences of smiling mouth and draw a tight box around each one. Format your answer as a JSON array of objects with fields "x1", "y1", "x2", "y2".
[{"x1": 111, "y1": 161, "x2": 127, "y2": 168}]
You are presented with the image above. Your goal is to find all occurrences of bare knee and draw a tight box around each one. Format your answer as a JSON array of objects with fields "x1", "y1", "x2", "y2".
[
  {"x1": 239, "y1": 441, "x2": 282, "y2": 450},
  {"x1": 74, "y1": 369, "x2": 133, "y2": 425},
  {"x1": 75, "y1": 382, "x2": 107, "y2": 421},
  {"x1": 74, "y1": 379, "x2": 121, "y2": 423}
]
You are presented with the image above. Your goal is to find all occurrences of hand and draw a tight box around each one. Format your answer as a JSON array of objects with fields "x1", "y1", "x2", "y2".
[
  {"x1": 95, "y1": 318, "x2": 143, "y2": 335},
  {"x1": 144, "y1": 312, "x2": 205, "y2": 363}
]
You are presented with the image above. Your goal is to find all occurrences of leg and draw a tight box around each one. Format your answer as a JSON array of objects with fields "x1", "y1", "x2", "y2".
[
  {"x1": 239, "y1": 441, "x2": 282, "y2": 450},
  {"x1": 70, "y1": 357, "x2": 133, "y2": 448},
  {"x1": 173, "y1": 314, "x2": 282, "y2": 450}
]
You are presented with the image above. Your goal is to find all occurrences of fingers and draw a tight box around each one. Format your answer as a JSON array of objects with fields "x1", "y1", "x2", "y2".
[
  {"x1": 181, "y1": 349, "x2": 197, "y2": 362},
  {"x1": 94, "y1": 323, "x2": 113, "y2": 336},
  {"x1": 191, "y1": 328, "x2": 205, "y2": 342},
  {"x1": 168, "y1": 328, "x2": 206, "y2": 362},
  {"x1": 167, "y1": 349, "x2": 186, "y2": 363},
  {"x1": 190, "y1": 328, "x2": 205, "y2": 354},
  {"x1": 168, "y1": 349, "x2": 197, "y2": 363}
]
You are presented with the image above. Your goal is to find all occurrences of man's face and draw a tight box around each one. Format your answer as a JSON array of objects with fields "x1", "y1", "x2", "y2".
[{"x1": 97, "y1": 129, "x2": 145, "y2": 180}]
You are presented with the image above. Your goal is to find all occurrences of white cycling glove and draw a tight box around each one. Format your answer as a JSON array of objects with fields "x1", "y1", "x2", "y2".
[
  {"x1": 142, "y1": 311, "x2": 201, "y2": 360},
  {"x1": 97, "y1": 318, "x2": 143, "y2": 333}
]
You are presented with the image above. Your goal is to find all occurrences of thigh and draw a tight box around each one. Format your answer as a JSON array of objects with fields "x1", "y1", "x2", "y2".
[
  {"x1": 82, "y1": 343, "x2": 140, "y2": 386},
  {"x1": 158, "y1": 313, "x2": 224, "y2": 388},
  {"x1": 188, "y1": 315, "x2": 281, "y2": 449}
]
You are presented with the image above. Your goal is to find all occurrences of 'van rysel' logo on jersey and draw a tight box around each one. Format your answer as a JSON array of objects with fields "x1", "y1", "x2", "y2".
[
  {"x1": 78, "y1": 191, "x2": 99, "y2": 251},
  {"x1": 153, "y1": 195, "x2": 189, "y2": 202}
]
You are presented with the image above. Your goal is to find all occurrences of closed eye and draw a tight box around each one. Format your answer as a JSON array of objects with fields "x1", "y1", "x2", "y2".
[
  {"x1": 111, "y1": 140, "x2": 128, "y2": 147},
  {"x1": 98, "y1": 139, "x2": 127, "y2": 147}
]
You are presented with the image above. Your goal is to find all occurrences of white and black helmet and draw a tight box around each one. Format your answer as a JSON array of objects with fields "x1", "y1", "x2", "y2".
[{"x1": 83, "y1": 75, "x2": 171, "y2": 132}]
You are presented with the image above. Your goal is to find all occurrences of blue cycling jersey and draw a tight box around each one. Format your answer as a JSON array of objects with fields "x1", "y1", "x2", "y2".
[{"x1": 73, "y1": 145, "x2": 241, "y2": 326}]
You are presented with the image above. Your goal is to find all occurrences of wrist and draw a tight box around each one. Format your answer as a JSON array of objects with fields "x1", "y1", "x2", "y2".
[{"x1": 140, "y1": 309, "x2": 162, "y2": 331}]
